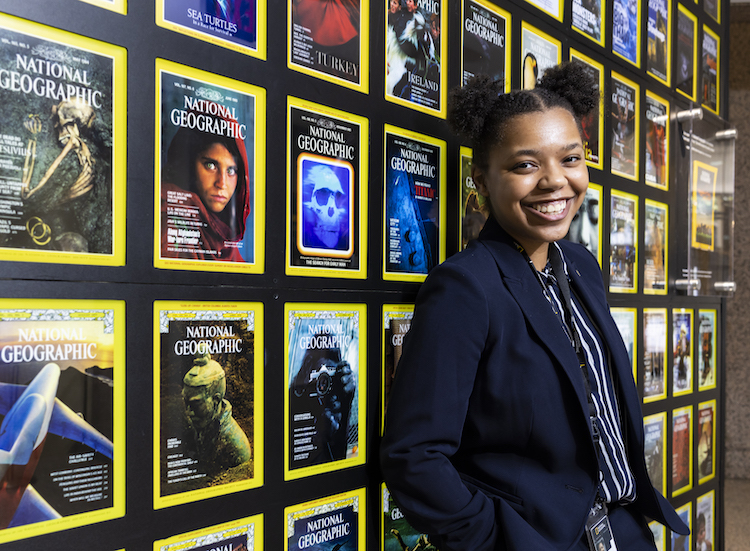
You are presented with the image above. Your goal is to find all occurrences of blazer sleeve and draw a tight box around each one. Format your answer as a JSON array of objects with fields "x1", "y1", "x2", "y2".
[{"x1": 380, "y1": 260, "x2": 501, "y2": 551}]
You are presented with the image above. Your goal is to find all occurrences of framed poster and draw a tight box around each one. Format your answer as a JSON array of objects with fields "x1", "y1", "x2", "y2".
[
  {"x1": 152, "y1": 301, "x2": 264, "y2": 509},
  {"x1": 284, "y1": 303, "x2": 366, "y2": 480},
  {"x1": 611, "y1": 307, "x2": 636, "y2": 379},
  {"x1": 385, "y1": 0, "x2": 447, "y2": 118},
  {"x1": 701, "y1": 25, "x2": 720, "y2": 115},
  {"x1": 566, "y1": 183, "x2": 602, "y2": 266},
  {"x1": 461, "y1": 0, "x2": 511, "y2": 89},
  {"x1": 691, "y1": 160, "x2": 718, "y2": 251},
  {"x1": 648, "y1": 521, "x2": 666, "y2": 551},
  {"x1": 644, "y1": 91, "x2": 670, "y2": 190},
  {"x1": 0, "y1": 299, "x2": 125, "y2": 543},
  {"x1": 609, "y1": 189, "x2": 638, "y2": 293},
  {"x1": 643, "y1": 411, "x2": 666, "y2": 495},
  {"x1": 643, "y1": 308, "x2": 667, "y2": 403},
  {"x1": 570, "y1": 50, "x2": 604, "y2": 170},
  {"x1": 288, "y1": 0, "x2": 368, "y2": 93},
  {"x1": 698, "y1": 309, "x2": 717, "y2": 390},
  {"x1": 156, "y1": 0, "x2": 266, "y2": 60},
  {"x1": 672, "y1": 502, "x2": 692, "y2": 550},
  {"x1": 285, "y1": 488, "x2": 366, "y2": 551},
  {"x1": 697, "y1": 399, "x2": 716, "y2": 483},
  {"x1": 381, "y1": 304, "x2": 414, "y2": 433},
  {"x1": 383, "y1": 125, "x2": 447, "y2": 282},
  {"x1": 704, "y1": 0, "x2": 720, "y2": 23},
  {"x1": 610, "y1": 72, "x2": 640, "y2": 181},
  {"x1": 0, "y1": 14, "x2": 126, "y2": 266},
  {"x1": 672, "y1": 308, "x2": 693, "y2": 396},
  {"x1": 286, "y1": 97, "x2": 368, "y2": 278},
  {"x1": 672, "y1": 405, "x2": 693, "y2": 497},
  {"x1": 695, "y1": 490, "x2": 715, "y2": 550},
  {"x1": 612, "y1": 0, "x2": 640, "y2": 66},
  {"x1": 459, "y1": 146, "x2": 489, "y2": 250},
  {"x1": 646, "y1": 0, "x2": 671, "y2": 85},
  {"x1": 78, "y1": 0, "x2": 127, "y2": 13},
  {"x1": 523, "y1": 0, "x2": 564, "y2": 21},
  {"x1": 676, "y1": 4, "x2": 698, "y2": 101},
  {"x1": 643, "y1": 199, "x2": 668, "y2": 295},
  {"x1": 572, "y1": 0, "x2": 604, "y2": 45},
  {"x1": 381, "y1": 483, "x2": 437, "y2": 551},
  {"x1": 520, "y1": 22, "x2": 561, "y2": 90},
  {"x1": 154, "y1": 59, "x2": 266, "y2": 273},
  {"x1": 154, "y1": 514, "x2": 263, "y2": 551}
]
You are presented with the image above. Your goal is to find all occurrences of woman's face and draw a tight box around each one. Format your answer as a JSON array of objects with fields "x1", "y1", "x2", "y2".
[
  {"x1": 389, "y1": 0, "x2": 399, "y2": 13},
  {"x1": 194, "y1": 143, "x2": 239, "y2": 213},
  {"x1": 473, "y1": 107, "x2": 589, "y2": 253}
]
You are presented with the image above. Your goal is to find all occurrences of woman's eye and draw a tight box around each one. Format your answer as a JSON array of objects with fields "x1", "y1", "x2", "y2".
[
  {"x1": 564, "y1": 155, "x2": 581, "y2": 164},
  {"x1": 204, "y1": 161, "x2": 217, "y2": 170},
  {"x1": 513, "y1": 161, "x2": 535, "y2": 171},
  {"x1": 227, "y1": 167, "x2": 237, "y2": 176}
]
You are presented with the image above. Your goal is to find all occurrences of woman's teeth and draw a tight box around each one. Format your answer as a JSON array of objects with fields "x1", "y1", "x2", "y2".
[{"x1": 530, "y1": 200, "x2": 566, "y2": 214}]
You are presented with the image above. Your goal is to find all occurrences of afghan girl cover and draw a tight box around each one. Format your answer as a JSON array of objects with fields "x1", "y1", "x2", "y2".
[{"x1": 154, "y1": 59, "x2": 266, "y2": 273}]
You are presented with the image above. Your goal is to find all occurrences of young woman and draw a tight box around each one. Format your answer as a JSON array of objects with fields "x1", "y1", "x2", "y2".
[{"x1": 380, "y1": 62, "x2": 688, "y2": 550}]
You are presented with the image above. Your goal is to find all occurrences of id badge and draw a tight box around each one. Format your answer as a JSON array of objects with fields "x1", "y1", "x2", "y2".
[{"x1": 585, "y1": 502, "x2": 618, "y2": 551}]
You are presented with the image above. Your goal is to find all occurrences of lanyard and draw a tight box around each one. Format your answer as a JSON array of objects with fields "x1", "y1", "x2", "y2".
[{"x1": 515, "y1": 242, "x2": 601, "y2": 447}]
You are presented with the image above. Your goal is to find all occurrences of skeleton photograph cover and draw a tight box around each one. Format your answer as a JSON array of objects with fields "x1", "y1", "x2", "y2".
[
  {"x1": 289, "y1": 105, "x2": 360, "y2": 271},
  {"x1": 159, "y1": 68, "x2": 256, "y2": 264},
  {"x1": 159, "y1": 315, "x2": 255, "y2": 497},
  {"x1": 0, "y1": 25, "x2": 116, "y2": 255}
]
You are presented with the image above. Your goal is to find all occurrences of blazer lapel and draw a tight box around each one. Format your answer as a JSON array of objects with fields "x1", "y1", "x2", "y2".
[{"x1": 477, "y1": 220, "x2": 592, "y2": 419}]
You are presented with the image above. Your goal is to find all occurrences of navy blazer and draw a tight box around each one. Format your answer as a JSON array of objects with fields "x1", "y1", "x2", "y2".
[{"x1": 381, "y1": 218, "x2": 688, "y2": 550}]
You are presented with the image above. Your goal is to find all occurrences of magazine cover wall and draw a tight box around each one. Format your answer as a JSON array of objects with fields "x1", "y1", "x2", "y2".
[
  {"x1": 0, "y1": 299, "x2": 125, "y2": 543},
  {"x1": 0, "y1": 15, "x2": 126, "y2": 266}
]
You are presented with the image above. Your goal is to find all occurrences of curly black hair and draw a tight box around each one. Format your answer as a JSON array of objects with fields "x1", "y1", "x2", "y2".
[{"x1": 448, "y1": 60, "x2": 599, "y2": 170}]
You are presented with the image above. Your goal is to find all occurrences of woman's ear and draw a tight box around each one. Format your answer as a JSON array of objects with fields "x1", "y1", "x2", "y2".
[{"x1": 471, "y1": 166, "x2": 489, "y2": 198}]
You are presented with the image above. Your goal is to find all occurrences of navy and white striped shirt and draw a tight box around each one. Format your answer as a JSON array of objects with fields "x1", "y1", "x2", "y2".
[{"x1": 533, "y1": 243, "x2": 636, "y2": 504}]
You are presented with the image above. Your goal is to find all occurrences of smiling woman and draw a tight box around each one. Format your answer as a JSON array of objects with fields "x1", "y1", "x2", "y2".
[{"x1": 380, "y1": 61, "x2": 689, "y2": 551}]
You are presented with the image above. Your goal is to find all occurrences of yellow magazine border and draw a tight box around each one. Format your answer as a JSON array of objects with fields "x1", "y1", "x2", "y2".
[
  {"x1": 697, "y1": 399, "x2": 717, "y2": 485},
  {"x1": 152, "y1": 300, "x2": 265, "y2": 509},
  {"x1": 570, "y1": 50, "x2": 604, "y2": 171},
  {"x1": 643, "y1": 308, "x2": 668, "y2": 404},
  {"x1": 611, "y1": 306, "x2": 637, "y2": 380},
  {"x1": 610, "y1": 71, "x2": 641, "y2": 182},
  {"x1": 460, "y1": 0, "x2": 512, "y2": 92},
  {"x1": 382, "y1": 124, "x2": 447, "y2": 283},
  {"x1": 646, "y1": 0, "x2": 672, "y2": 86},
  {"x1": 520, "y1": 21, "x2": 562, "y2": 84},
  {"x1": 524, "y1": 0, "x2": 564, "y2": 22},
  {"x1": 612, "y1": 0, "x2": 642, "y2": 68},
  {"x1": 691, "y1": 160, "x2": 718, "y2": 252},
  {"x1": 153, "y1": 514, "x2": 264, "y2": 551},
  {"x1": 0, "y1": 14, "x2": 127, "y2": 267},
  {"x1": 0, "y1": 298, "x2": 125, "y2": 544},
  {"x1": 287, "y1": 0, "x2": 370, "y2": 94},
  {"x1": 643, "y1": 411, "x2": 667, "y2": 495},
  {"x1": 671, "y1": 405, "x2": 694, "y2": 497},
  {"x1": 380, "y1": 303, "x2": 414, "y2": 435},
  {"x1": 571, "y1": 0, "x2": 606, "y2": 46},
  {"x1": 648, "y1": 520, "x2": 666, "y2": 551},
  {"x1": 673, "y1": 502, "x2": 693, "y2": 546},
  {"x1": 701, "y1": 25, "x2": 720, "y2": 116},
  {"x1": 698, "y1": 308, "x2": 718, "y2": 391},
  {"x1": 458, "y1": 146, "x2": 477, "y2": 251},
  {"x1": 696, "y1": 490, "x2": 716, "y2": 545},
  {"x1": 644, "y1": 90, "x2": 671, "y2": 191},
  {"x1": 609, "y1": 188, "x2": 639, "y2": 294},
  {"x1": 284, "y1": 488, "x2": 367, "y2": 551},
  {"x1": 78, "y1": 0, "x2": 127, "y2": 14},
  {"x1": 383, "y1": 0, "x2": 448, "y2": 118},
  {"x1": 643, "y1": 199, "x2": 669, "y2": 296},
  {"x1": 156, "y1": 0, "x2": 267, "y2": 61},
  {"x1": 672, "y1": 308, "x2": 694, "y2": 397},
  {"x1": 153, "y1": 58, "x2": 267, "y2": 274},
  {"x1": 285, "y1": 97, "x2": 369, "y2": 279},
  {"x1": 676, "y1": 4, "x2": 699, "y2": 102},
  {"x1": 588, "y1": 182, "x2": 604, "y2": 267},
  {"x1": 283, "y1": 303, "x2": 367, "y2": 481}
]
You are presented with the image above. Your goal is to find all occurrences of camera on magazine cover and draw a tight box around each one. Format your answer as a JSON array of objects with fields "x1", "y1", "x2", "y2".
[
  {"x1": 308, "y1": 363, "x2": 338, "y2": 397},
  {"x1": 293, "y1": 348, "x2": 353, "y2": 405}
]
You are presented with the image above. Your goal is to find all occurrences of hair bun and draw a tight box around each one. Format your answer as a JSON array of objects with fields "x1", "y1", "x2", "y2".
[
  {"x1": 538, "y1": 60, "x2": 598, "y2": 119},
  {"x1": 447, "y1": 74, "x2": 504, "y2": 143}
]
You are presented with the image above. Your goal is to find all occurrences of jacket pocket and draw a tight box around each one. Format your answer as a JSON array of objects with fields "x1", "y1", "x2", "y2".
[{"x1": 459, "y1": 473, "x2": 523, "y2": 506}]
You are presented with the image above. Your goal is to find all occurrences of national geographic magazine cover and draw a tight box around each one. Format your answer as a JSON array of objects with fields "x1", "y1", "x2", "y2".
[
  {"x1": 154, "y1": 514, "x2": 263, "y2": 551},
  {"x1": 609, "y1": 189, "x2": 638, "y2": 293},
  {"x1": 385, "y1": 0, "x2": 447, "y2": 118},
  {"x1": 153, "y1": 301, "x2": 264, "y2": 509},
  {"x1": 285, "y1": 488, "x2": 366, "y2": 551},
  {"x1": 643, "y1": 411, "x2": 666, "y2": 495},
  {"x1": 644, "y1": 91, "x2": 670, "y2": 190},
  {"x1": 0, "y1": 15, "x2": 126, "y2": 265},
  {"x1": 643, "y1": 199, "x2": 668, "y2": 295},
  {"x1": 284, "y1": 303, "x2": 366, "y2": 480},
  {"x1": 156, "y1": 0, "x2": 267, "y2": 60},
  {"x1": 570, "y1": 50, "x2": 604, "y2": 170},
  {"x1": 610, "y1": 72, "x2": 640, "y2": 181},
  {"x1": 458, "y1": 146, "x2": 488, "y2": 250},
  {"x1": 461, "y1": 0, "x2": 510, "y2": 89},
  {"x1": 0, "y1": 299, "x2": 125, "y2": 544},
  {"x1": 383, "y1": 124, "x2": 446, "y2": 282},
  {"x1": 698, "y1": 309, "x2": 717, "y2": 391},
  {"x1": 672, "y1": 308, "x2": 693, "y2": 397},
  {"x1": 382, "y1": 483, "x2": 440, "y2": 551},
  {"x1": 671, "y1": 406, "x2": 693, "y2": 497},
  {"x1": 154, "y1": 59, "x2": 266, "y2": 273},
  {"x1": 286, "y1": 97, "x2": 368, "y2": 279},
  {"x1": 288, "y1": 0, "x2": 369, "y2": 93},
  {"x1": 643, "y1": 308, "x2": 667, "y2": 403},
  {"x1": 381, "y1": 304, "x2": 414, "y2": 433}
]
